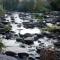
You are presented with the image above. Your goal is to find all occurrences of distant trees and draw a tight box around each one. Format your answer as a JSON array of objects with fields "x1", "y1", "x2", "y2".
[
  {"x1": 18, "y1": 0, "x2": 50, "y2": 12},
  {"x1": 2, "y1": 0, "x2": 50, "y2": 12},
  {"x1": 50, "y1": 0, "x2": 60, "y2": 11},
  {"x1": 3, "y1": 0, "x2": 34, "y2": 12},
  {"x1": 1, "y1": 0, "x2": 60, "y2": 12},
  {"x1": 3, "y1": 0, "x2": 19, "y2": 11},
  {"x1": 33, "y1": 0, "x2": 50, "y2": 12},
  {"x1": 17, "y1": 0, "x2": 35, "y2": 12}
]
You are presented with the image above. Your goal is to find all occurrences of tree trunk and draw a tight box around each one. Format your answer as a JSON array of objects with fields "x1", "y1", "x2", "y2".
[{"x1": 40, "y1": 48, "x2": 56, "y2": 60}]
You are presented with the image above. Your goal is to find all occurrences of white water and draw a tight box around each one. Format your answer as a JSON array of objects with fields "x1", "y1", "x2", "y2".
[{"x1": 7, "y1": 13, "x2": 41, "y2": 35}]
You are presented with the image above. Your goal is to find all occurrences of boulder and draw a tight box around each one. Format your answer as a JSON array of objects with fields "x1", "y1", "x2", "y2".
[
  {"x1": 5, "y1": 51, "x2": 16, "y2": 57},
  {"x1": 18, "y1": 53, "x2": 29, "y2": 58},
  {"x1": 54, "y1": 42, "x2": 60, "y2": 48},
  {"x1": 24, "y1": 37, "x2": 34, "y2": 45},
  {"x1": 23, "y1": 33, "x2": 32, "y2": 38},
  {"x1": 16, "y1": 38, "x2": 23, "y2": 42},
  {"x1": 28, "y1": 57, "x2": 35, "y2": 60}
]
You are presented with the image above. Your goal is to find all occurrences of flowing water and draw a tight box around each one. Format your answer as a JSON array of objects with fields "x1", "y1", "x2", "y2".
[{"x1": 2, "y1": 12, "x2": 57, "y2": 60}]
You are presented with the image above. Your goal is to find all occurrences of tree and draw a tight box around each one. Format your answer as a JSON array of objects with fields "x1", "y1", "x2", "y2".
[
  {"x1": 3, "y1": 0, "x2": 19, "y2": 11},
  {"x1": 33, "y1": 0, "x2": 50, "y2": 12},
  {"x1": 50, "y1": 0, "x2": 60, "y2": 10},
  {"x1": 17, "y1": 0, "x2": 35, "y2": 12},
  {"x1": 2, "y1": 0, "x2": 50, "y2": 12}
]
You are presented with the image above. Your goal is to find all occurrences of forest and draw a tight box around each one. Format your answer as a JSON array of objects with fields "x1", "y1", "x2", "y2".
[{"x1": 0, "y1": 0, "x2": 60, "y2": 13}]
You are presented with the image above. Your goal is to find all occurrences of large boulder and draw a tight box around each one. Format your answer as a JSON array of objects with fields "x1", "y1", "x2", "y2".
[
  {"x1": 5, "y1": 51, "x2": 16, "y2": 57},
  {"x1": 18, "y1": 53, "x2": 29, "y2": 58}
]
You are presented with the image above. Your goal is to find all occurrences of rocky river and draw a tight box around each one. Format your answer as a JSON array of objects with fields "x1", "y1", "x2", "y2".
[{"x1": 0, "y1": 11, "x2": 60, "y2": 60}]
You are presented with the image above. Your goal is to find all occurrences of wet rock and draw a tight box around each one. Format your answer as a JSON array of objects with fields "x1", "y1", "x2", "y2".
[
  {"x1": 5, "y1": 51, "x2": 16, "y2": 57},
  {"x1": 19, "y1": 33, "x2": 24, "y2": 38},
  {"x1": 33, "y1": 35, "x2": 38, "y2": 41},
  {"x1": 55, "y1": 50, "x2": 60, "y2": 60},
  {"x1": 5, "y1": 32, "x2": 14, "y2": 39},
  {"x1": 24, "y1": 37, "x2": 34, "y2": 45},
  {"x1": 16, "y1": 38, "x2": 23, "y2": 42},
  {"x1": 0, "y1": 54, "x2": 17, "y2": 60},
  {"x1": 5, "y1": 34, "x2": 11, "y2": 39},
  {"x1": 18, "y1": 53, "x2": 29, "y2": 58},
  {"x1": 11, "y1": 17, "x2": 14, "y2": 21},
  {"x1": 17, "y1": 24, "x2": 21, "y2": 27},
  {"x1": 35, "y1": 57, "x2": 40, "y2": 60},
  {"x1": 37, "y1": 34, "x2": 44, "y2": 38},
  {"x1": 36, "y1": 48, "x2": 41, "y2": 54},
  {"x1": 28, "y1": 57, "x2": 35, "y2": 60},
  {"x1": 54, "y1": 42, "x2": 60, "y2": 48},
  {"x1": 23, "y1": 33, "x2": 32, "y2": 38},
  {"x1": 57, "y1": 36, "x2": 60, "y2": 40},
  {"x1": 42, "y1": 33, "x2": 54, "y2": 38},
  {"x1": 33, "y1": 34, "x2": 44, "y2": 41},
  {"x1": 36, "y1": 45, "x2": 44, "y2": 54},
  {"x1": 23, "y1": 22, "x2": 34, "y2": 28},
  {"x1": 0, "y1": 23, "x2": 4, "y2": 28},
  {"x1": 20, "y1": 44, "x2": 25, "y2": 48}
]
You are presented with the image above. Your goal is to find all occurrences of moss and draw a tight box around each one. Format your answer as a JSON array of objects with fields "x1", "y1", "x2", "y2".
[{"x1": 42, "y1": 25, "x2": 60, "y2": 33}]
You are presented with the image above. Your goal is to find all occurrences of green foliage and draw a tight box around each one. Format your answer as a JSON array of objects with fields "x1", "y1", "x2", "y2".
[
  {"x1": 0, "y1": 42, "x2": 4, "y2": 51},
  {"x1": 50, "y1": 0, "x2": 60, "y2": 10},
  {"x1": 4, "y1": 25, "x2": 12, "y2": 33},
  {"x1": 0, "y1": 6, "x2": 5, "y2": 16},
  {"x1": 42, "y1": 25, "x2": 60, "y2": 34},
  {"x1": 3, "y1": 0, "x2": 19, "y2": 11},
  {"x1": 33, "y1": 0, "x2": 50, "y2": 12},
  {"x1": 2, "y1": 0, "x2": 50, "y2": 12},
  {"x1": 34, "y1": 14, "x2": 44, "y2": 20}
]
